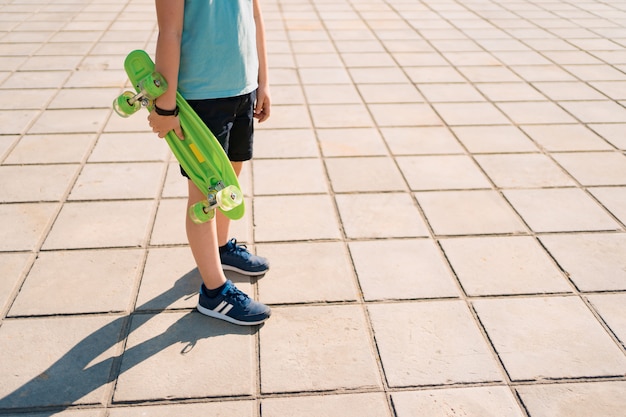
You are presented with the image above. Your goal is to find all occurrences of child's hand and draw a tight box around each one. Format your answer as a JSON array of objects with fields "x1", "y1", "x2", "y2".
[
  {"x1": 254, "y1": 86, "x2": 271, "y2": 123},
  {"x1": 147, "y1": 110, "x2": 184, "y2": 140}
]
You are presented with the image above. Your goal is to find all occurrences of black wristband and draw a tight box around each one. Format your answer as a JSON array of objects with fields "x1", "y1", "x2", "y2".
[{"x1": 154, "y1": 104, "x2": 179, "y2": 116}]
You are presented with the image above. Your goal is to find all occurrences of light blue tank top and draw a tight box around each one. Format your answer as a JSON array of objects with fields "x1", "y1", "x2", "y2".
[{"x1": 179, "y1": 0, "x2": 258, "y2": 100}]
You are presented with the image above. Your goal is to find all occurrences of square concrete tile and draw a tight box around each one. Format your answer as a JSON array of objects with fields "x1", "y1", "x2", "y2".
[
  {"x1": 349, "y1": 239, "x2": 459, "y2": 300},
  {"x1": 417, "y1": 190, "x2": 527, "y2": 236},
  {"x1": 589, "y1": 187, "x2": 626, "y2": 225},
  {"x1": 552, "y1": 152, "x2": 626, "y2": 186},
  {"x1": 49, "y1": 87, "x2": 122, "y2": 109},
  {"x1": 539, "y1": 233, "x2": 626, "y2": 291},
  {"x1": 476, "y1": 82, "x2": 546, "y2": 101},
  {"x1": 397, "y1": 155, "x2": 492, "y2": 190},
  {"x1": 419, "y1": 83, "x2": 486, "y2": 103},
  {"x1": 451, "y1": 125, "x2": 538, "y2": 153},
  {"x1": 0, "y1": 202, "x2": 58, "y2": 251},
  {"x1": 0, "y1": 253, "x2": 31, "y2": 314},
  {"x1": 114, "y1": 312, "x2": 256, "y2": 401},
  {"x1": 303, "y1": 84, "x2": 361, "y2": 104},
  {"x1": 381, "y1": 126, "x2": 465, "y2": 155},
  {"x1": 310, "y1": 104, "x2": 373, "y2": 128},
  {"x1": 0, "y1": 109, "x2": 40, "y2": 134},
  {"x1": 254, "y1": 128, "x2": 319, "y2": 158},
  {"x1": 473, "y1": 296, "x2": 626, "y2": 381},
  {"x1": 392, "y1": 386, "x2": 526, "y2": 417},
  {"x1": 254, "y1": 195, "x2": 341, "y2": 242},
  {"x1": 161, "y1": 162, "x2": 187, "y2": 198},
  {"x1": 368, "y1": 300, "x2": 503, "y2": 387},
  {"x1": 150, "y1": 198, "x2": 188, "y2": 246},
  {"x1": 28, "y1": 109, "x2": 110, "y2": 134},
  {"x1": 358, "y1": 83, "x2": 424, "y2": 104},
  {"x1": 260, "y1": 305, "x2": 382, "y2": 393},
  {"x1": 88, "y1": 132, "x2": 170, "y2": 162},
  {"x1": 10, "y1": 249, "x2": 142, "y2": 316},
  {"x1": 560, "y1": 100, "x2": 626, "y2": 123},
  {"x1": 253, "y1": 158, "x2": 327, "y2": 194},
  {"x1": 370, "y1": 103, "x2": 442, "y2": 126},
  {"x1": 532, "y1": 81, "x2": 607, "y2": 101},
  {"x1": 135, "y1": 247, "x2": 203, "y2": 311},
  {"x1": 441, "y1": 236, "x2": 571, "y2": 296},
  {"x1": 521, "y1": 124, "x2": 614, "y2": 151},
  {"x1": 517, "y1": 381, "x2": 626, "y2": 417},
  {"x1": 317, "y1": 128, "x2": 388, "y2": 157},
  {"x1": 42, "y1": 200, "x2": 154, "y2": 250},
  {"x1": 434, "y1": 102, "x2": 509, "y2": 125},
  {"x1": 504, "y1": 188, "x2": 620, "y2": 232},
  {"x1": 108, "y1": 401, "x2": 255, "y2": 417},
  {"x1": 5, "y1": 133, "x2": 96, "y2": 164},
  {"x1": 0, "y1": 315, "x2": 123, "y2": 408},
  {"x1": 262, "y1": 393, "x2": 392, "y2": 417},
  {"x1": 0, "y1": 88, "x2": 56, "y2": 110},
  {"x1": 587, "y1": 293, "x2": 626, "y2": 348},
  {"x1": 326, "y1": 157, "x2": 406, "y2": 192},
  {"x1": 0, "y1": 164, "x2": 79, "y2": 202},
  {"x1": 588, "y1": 123, "x2": 626, "y2": 149},
  {"x1": 257, "y1": 241, "x2": 359, "y2": 304},
  {"x1": 336, "y1": 193, "x2": 430, "y2": 239},
  {"x1": 69, "y1": 162, "x2": 165, "y2": 200},
  {"x1": 475, "y1": 154, "x2": 576, "y2": 188},
  {"x1": 496, "y1": 101, "x2": 577, "y2": 124}
]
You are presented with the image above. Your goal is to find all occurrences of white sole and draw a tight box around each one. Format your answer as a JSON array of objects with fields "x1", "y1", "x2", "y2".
[{"x1": 196, "y1": 303, "x2": 269, "y2": 326}]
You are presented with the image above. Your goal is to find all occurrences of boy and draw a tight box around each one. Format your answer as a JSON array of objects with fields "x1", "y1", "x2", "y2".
[{"x1": 147, "y1": 0, "x2": 271, "y2": 325}]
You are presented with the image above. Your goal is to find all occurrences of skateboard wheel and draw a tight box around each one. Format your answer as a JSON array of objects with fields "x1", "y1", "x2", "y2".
[
  {"x1": 189, "y1": 200, "x2": 215, "y2": 224},
  {"x1": 113, "y1": 91, "x2": 140, "y2": 117},
  {"x1": 216, "y1": 185, "x2": 243, "y2": 212},
  {"x1": 142, "y1": 72, "x2": 168, "y2": 99}
]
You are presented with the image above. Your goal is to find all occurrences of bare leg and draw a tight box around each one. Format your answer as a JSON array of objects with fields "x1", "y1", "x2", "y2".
[
  {"x1": 216, "y1": 161, "x2": 243, "y2": 246},
  {"x1": 186, "y1": 180, "x2": 227, "y2": 290}
]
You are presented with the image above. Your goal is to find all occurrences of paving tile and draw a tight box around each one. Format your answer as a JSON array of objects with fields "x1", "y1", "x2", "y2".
[
  {"x1": 0, "y1": 88, "x2": 57, "y2": 109},
  {"x1": 336, "y1": 193, "x2": 429, "y2": 239},
  {"x1": 357, "y1": 83, "x2": 424, "y2": 104},
  {"x1": 539, "y1": 233, "x2": 626, "y2": 291},
  {"x1": 28, "y1": 108, "x2": 110, "y2": 134},
  {"x1": 589, "y1": 186, "x2": 626, "y2": 225},
  {"x1": 257, "y1": 241, "x2": 359, "y2": 304},
  {"x1": 69, "y1": 162, "x2": 164, "y2": 200},
  {"x1": 496, "y1": 101, "x2": 577, "y2": 124},
  {"x1": 520, "y1": 124, "x2": 614, "y2": 151},
  {"x1": 0, "y1": 109, "x2": 40, "y2": 134},
  {"x1": 517, "y1": 381, "x2": 626, "y2": 417},
  {"x1": 262, "y1": 393, "x2": 392, "y2": 417},
  {"x1": 458, "y1": 65, "x2": 523, "y2": 83},
  {"x1": 0, "y1": 164, "x2": 78, "y2": 202},
  {"x1": 552, "y1": 151, "x2": 626, "y2": 186},
  {"x1": 254, "y1": 128, "x2": 319, "y2": 159},
  {"x1": 254, "y1": 158, "x2": 327, "y2": 194},
  {"x1": 417, "y1": 190, "x2": 527, "y2": 236},
  {"x1": 405, "y1": 66, "x2": 465, "y2": 83},
  {"x1": 1, "y1": 70, "x2": 70, "y2": 89},
  {"x1": 326, "y1": 157, "x2": 405, "y2": 192},
  {"x1": 349, "y1": 239, "x2": 459, "y2": 300},
  {"x1": 587, "y1": 293, "x2": 626, "y2": 348},
  {"x1": 298, "y1": 67, "x2": 351, "y2": 84},
  {"x1": 382, "y1": 126, "x2": 465, "y2": 155},
  {"x1": 42, "y1": 200, "x2": 154, "y2": 250},
  {"x1": 398, "y1": 155, "x2": 492, "y2": 190},
  {"x1": 588, "y1": 123, "x2": 626, "y2": 150},
  {"x1": 420, "y1": 83, "x2": 486, "y2": 103},
  {"x1": 473, "y1": 296, "x2": 626, "y2": 381},
  {"x1": 88, "y1": 131, "x2": 170, "y2": 162},
  {"x1": 532, "y1": 81, "x2": 608, "y2": 101},
  {"x1": 0, "y1": 202, "x2": 58, "y2": 251},
  {"x1": 254, "y1": 194, "x2": 341, "y2": 242},
  {"x1": 10, "y1": 249, "x2": 142, "y2": 316},
  {"x1": 433, "y1": 102, "x2": 509, "y2": 125},
  {"x1": 310, "y1": 103, "x2": 373, "y2": 128},
  {"x1": 368, "y1": 300, "x2": 503, "y2": 387},
  {"x1": 476, "y1": 82, "x2": 547, "y2": 101},
  {"x1": 475, "y1": 153, "x2": 576, "y2": 188},
  {"x1": 0, "y1": 252, "x2": 31, "y2": 315},
  {"x1": 108, "y1": 401, "x2": 256, "y2": 417},
  {"x1": 348, "y1": 66, "x2": 410, "y2": 84},
  {"x1": 451, "y1": 125, "x2": 538, "y2": 153},
  {"x1": 8, "y1": 410, "x2": 103, "y2": 417},
  {"x1": 0, "y1": 315, "x2": 123, "y2": 408},
  {"x1": 441, "y1": 236, "x2": 571, "y2": 296},
  {"x1": 392, "y1": 386, "x2": 526, "y2": 417},
  {"x1": 149, "y1": 198, "x2": 188, "y2": 246},
  {"x1": 5, "y1": 133, "x2": 96, "y2": 164},
  {"x1": 260, "y1": 305, "x2": 382, "y2": 393},
  {"x1": 503, "y1": 188, "x2": 620, "y2": 233},
  {"x1": 303, "y1": 84, "x2": 361, "y2": 104},
  {"x1": 113, "y1": 312, "x2": 255, "y2": 401},
  {"x1": 0, "y1": 135, "x2": 18, "y2": 160},
  {"x1": 317, "y1": 127, "x2": 388, "y2": 156},
  {"x1": 560, "y1": 100, "x2": 626, "y2": 123}
]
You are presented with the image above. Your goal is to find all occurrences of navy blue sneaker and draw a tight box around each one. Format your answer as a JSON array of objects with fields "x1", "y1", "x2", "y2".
[
  {"x1": 220, "y1": 238, "x2": 269, "y2": 276},
  {"x1": 197, "y1": 280, "x2": 270, "y2": 326}
]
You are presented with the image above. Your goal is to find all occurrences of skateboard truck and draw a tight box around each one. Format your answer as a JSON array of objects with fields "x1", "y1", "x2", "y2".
[
  {"x1": 113, "y1": 72, "x2": 168, "y2": 118},
  {"x1": 189, "y1": 181, "x2": 243, "y2": 224}
]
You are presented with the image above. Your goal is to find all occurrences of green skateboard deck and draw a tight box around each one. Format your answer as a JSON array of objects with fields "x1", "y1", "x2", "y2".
[{"x1": 114, "y1": 49, "x2": 244, "y2": 223}]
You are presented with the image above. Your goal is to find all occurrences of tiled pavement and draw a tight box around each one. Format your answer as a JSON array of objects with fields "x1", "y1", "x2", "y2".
[{"x1": 1, "y1": 0, "x2": 626, "y2": 415}]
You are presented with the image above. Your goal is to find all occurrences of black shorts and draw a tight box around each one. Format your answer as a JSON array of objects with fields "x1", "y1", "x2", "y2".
[{"x1": 180, "y1": 90, "x2": 256, "y2": 178}]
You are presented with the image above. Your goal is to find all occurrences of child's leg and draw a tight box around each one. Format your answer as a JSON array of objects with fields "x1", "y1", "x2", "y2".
[
  {"x1": 216, "y1": 161, "x2": 243, "y2": 246},
  {"x1": 186, "y1": 180, "x2": 227, "y2": 290}
]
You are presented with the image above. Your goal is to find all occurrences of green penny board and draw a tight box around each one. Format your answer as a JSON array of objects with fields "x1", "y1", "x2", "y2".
[{"x1": 117, "y1": 49, "x2": 244, "y2": 221}]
